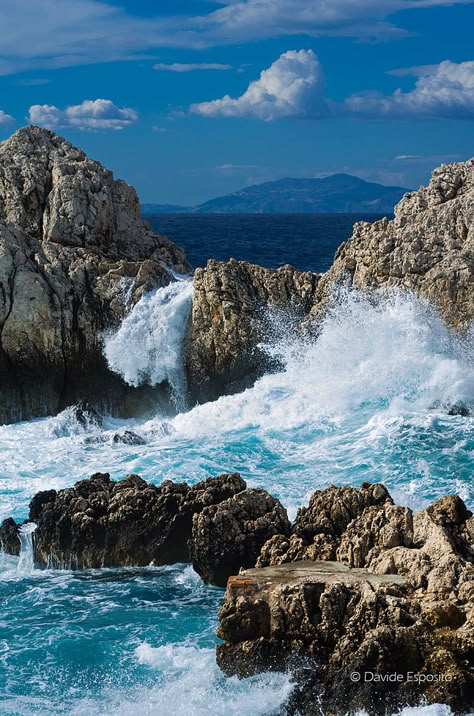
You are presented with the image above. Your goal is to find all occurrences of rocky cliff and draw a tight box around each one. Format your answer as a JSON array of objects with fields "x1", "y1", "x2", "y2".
[
  {"x1": 185, "y1": 258, "x2": 320, "y2": 399},
  {"x1": 0, "y1": 126, "x2": 190, "y2": 423},
  {"x1": 186, "y1": 158, "x2": 474, "y2": 396},
  {"x1": 313, "y1": 158, "x2": 474, "y2": 328}
]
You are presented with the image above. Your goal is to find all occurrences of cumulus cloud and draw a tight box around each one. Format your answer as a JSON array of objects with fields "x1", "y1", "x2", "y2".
[
  {"x1": 191, "y1": 49, "x2": 327, "y2": 120},
  {"x1": 345, "y1": 60, "x2": 474, "y2": 119},
  {"x1": 192, "y1": 53, "x2": 474, "y2": 122},
  {"x1": 0, "y1": 110, "x2": 15, "y2": 125},
  {"x1": 153, "y1": 62, "x2": 232, "y2": 72},
  {"x1": 28, "y1": 98, "x2": 138, "y2": 131}
]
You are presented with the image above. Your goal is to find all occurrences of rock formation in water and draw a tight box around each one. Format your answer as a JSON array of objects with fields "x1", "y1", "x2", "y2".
[
  {"x1": 0, "y1": 472, "x2": 246, "y2": 567},
  {"x1": 216, "y1": 483, "x2": 474, "y2": 715},
  {"x1": 313, "y1": 158, "x2": 474, "y2": 329},
  {"x1": 0, "y1": 125, "x2": 190, "y2": 423},
  {"x1": 186, "y1": 158, "x2": 474, "y2": 397},
  {"x1": 185, "y1": 258, "x2": 320, "y2": 399},
  {"x1": 190, "y1": 487, "x2": 291, "y2": 586}
]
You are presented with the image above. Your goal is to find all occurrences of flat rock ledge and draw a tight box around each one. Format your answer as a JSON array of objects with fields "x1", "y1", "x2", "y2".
[{"x1": 216, "y1": 484, "x2": 474, "y2": 715}]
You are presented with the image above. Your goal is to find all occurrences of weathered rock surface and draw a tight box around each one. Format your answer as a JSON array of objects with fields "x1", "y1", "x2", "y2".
[
  {"x1": 258, "y1": 482, "x2": 393, "y2": 567},
  {"x1": 190, "y1": 487, "x2": 291, "y2": 587},
  {"x1": 0, "y1": 472, "x2": 246, "y2": 567},
  {"x1": 218, "y1": 484, "x2": 474, "y2": 714},
  {"x1": 185, "y1": 258, "x2": 320, "y2": 400},
  {"x1": 0, "y1": 126, "x2": 190, "y2": 423},
  {"x1": 185, "y1": 159, "x2": 474, "y2": 399},
  {"x1": 312, "y1": 158, "x2": 474, "y2": 328}
]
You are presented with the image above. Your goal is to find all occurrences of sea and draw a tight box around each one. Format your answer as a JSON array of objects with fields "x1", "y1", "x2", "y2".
[{"x1": 0, "y1": 214, "x2": 472, "y2": 716}]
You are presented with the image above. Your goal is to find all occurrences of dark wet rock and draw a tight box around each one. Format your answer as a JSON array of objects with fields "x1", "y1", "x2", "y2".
[
  {"x1": 448, "y1": 402, "x2": 470, "y2": 417},
  {"x1": 258, "y1": 482, "x2": 393, "y2": 567},
  {"x1": 0, "y1": 126, "x2": 190, "y2": 424},
  {"x1": 217, "y1": 485, "x2": 474, "y2": 714},
  {"x1": 73, "y1": 401, "x2": 104, "y2": 429},
  {"x1": 0, "y1": 517, "x2": 20, "y2": 556},
  {"x1": 190, "y1": 487, "x2": 291, "y2": 587},
  {"x1": 10, "y1": 471, "x2": 246, "y2": 568},
  {"x1": 112, "y1": 430, "x2": 146, "y2": 446}
]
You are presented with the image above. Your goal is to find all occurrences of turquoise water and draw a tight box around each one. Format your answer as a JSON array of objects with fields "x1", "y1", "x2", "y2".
[{"x1": 1, "y1": 287, "x2": 473, "y2": 714}]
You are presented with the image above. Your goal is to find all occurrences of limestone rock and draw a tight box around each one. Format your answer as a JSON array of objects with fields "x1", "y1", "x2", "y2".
[
  {"x1": 258, "y1": 482, "x2": 392, "y2": 567},
  {"x1": 312, "y1": 158, "x2": 474, "y2": 329},
  {"x1": 2, "y1": 471, "x2": 245, "y2": 568},
  {"x1": 185, "y1": 258, "x2": 320, "y2": 400},
  {"x1": 218, "y1": 485, "x2": 474, "y2": 714},
  {"x1": 190, "y1": 487, "x2": 291, "y2": 587},
  {"x1": 0, "y1": 126, "x2": 190, "y2": 423}
]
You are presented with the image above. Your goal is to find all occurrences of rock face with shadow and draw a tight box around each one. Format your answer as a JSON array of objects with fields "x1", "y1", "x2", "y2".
[
  {"x1": 185, "y1": 258, "x2": 320, "y2": 400},
  {"x1": 190, "y1": 487, "x2": 291, "y2": 587},
  {"x1": 217, "y1": 483, "x2": 474, "y2": 715},
  {"x1": 0, "y1": 125, "x2": 190, "y2": 423},
  {"x1": 0, "y1": 472, "x2": 246, "y2": 568}
]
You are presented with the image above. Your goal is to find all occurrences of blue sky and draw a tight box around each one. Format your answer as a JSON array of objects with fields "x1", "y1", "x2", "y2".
[{"x1": 0, "y1": 0, "x2": 473, "y2": 204}]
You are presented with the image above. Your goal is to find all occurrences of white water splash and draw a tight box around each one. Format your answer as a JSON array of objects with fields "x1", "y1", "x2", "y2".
[
  {"x1": 104, "y1": 280, "x2": 193, "y2": 405},
  {"x1": 17, "y1": 522, "x2": 37, "y2": 573}
]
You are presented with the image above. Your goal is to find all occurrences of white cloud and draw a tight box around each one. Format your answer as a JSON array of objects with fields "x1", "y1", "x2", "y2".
[
  {"x1": 0, "y1": 1, "x2": 473, "y2": 74},
  {"x1": 28, "y1": 98, "x2": 138, "y2": 131},
  {"x1": 345, "y1": 60, "x2": 474, "y2": 119},
  {"x1": 191, "y1": 49, "x2": 327, "y2": 120},
  {"x1": 152, "y1": 126, "x2": 169, "y2": 133},
  {"x1": 153, "y1": 62, "x2": 232, "y2": 72},
  {"x1": 0, "y1": 110, "x2": 14, "y2": 125},
  {"x1": 192, "y1": 53, "x2": 474, "y2": 122}
]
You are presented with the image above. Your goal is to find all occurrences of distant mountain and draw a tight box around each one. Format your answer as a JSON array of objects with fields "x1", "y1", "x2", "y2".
[
  {"x1": 142, "y1": 203, "x2": 192, "y2": 214},
  {"x1": 142, "y1": 174, "x2": 409, "y2": 216}
]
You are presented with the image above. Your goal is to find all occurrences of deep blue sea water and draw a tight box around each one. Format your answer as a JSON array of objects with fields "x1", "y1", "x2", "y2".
[
  {"x1": 0, "y1": 215, "x2": 472, "y2": 715},
  {"x1": 146, "y1": 213, "x2": 387, "y2": 272}
]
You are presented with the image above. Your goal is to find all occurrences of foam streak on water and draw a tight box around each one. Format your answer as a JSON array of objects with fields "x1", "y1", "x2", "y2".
[{"x1": 1, "y1": 289, "x2": 474, "y2": 714}]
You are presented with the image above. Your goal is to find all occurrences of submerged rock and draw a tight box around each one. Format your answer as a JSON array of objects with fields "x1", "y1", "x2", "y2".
[
  {"x1": 217, "y1": 484, "x2": 474, "y2": 714},
  {"x1": 190, "y1": 487, "x2": 291, "y2": 587},
  {"x1": 4, "y1": 472, "x2": 246, "y2": 568},
  {"x1": 0, "y1": 126, "x2": 190, "y2": 424},
  {"x1": 112, "y1": 430, "x2": 146, "y2": 446}
]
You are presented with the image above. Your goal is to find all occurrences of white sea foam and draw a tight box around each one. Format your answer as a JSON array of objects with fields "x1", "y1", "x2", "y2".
[{"x1": 103, "y1": 279, "x2": 193, "y2": 404}]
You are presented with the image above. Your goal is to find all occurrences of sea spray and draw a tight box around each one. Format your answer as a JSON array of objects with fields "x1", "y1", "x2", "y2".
[
  {"x1": 104, "y1": 279, "x2": 193, "y2": 407},
  {"x1": 17, "y1": 522, "x2": 37, "y2": 572}
]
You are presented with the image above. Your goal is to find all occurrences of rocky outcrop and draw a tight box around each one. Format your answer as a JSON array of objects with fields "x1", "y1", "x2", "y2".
[
  {"x1": 0, "y1": 472, "x2": 246, "y2": 568},
  {"x1": 311, "y1": 158, "x2": 474, "y2": 329},
  {"x1": 258, "y1": 482, "x2": 393, "y2": 567},
  {"x1": 217, "y1": 484, "x2": 474, "y2": 714},
  {"x1": 185, "y1": 159, "x2": 474, "y2": 399},
  {"x1": 190, "y1": 488, "x2": 291, "y2": 587},
  {"x1": 185, "y1": 259, "x2": 320, "y2": 400},
  {"x1": 0, "y1": 126, "x2": 190, "y2": 423}
]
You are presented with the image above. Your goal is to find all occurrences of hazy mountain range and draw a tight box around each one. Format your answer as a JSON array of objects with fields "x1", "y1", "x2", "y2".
[{"x1": 142, "y1": 174, "x2": 409, "y2": 215}]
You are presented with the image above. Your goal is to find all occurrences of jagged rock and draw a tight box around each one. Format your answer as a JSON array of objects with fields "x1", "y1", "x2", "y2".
[
  {"x1": 185, "y1": 258, "x2": 320, "y2": 400},
  {"x1": 217, "y1": 487, "x2": 474, "y2": 714},
  {"x1": 312, "y1": 158, "x2": 474, "y2": 329},
  {"x1": 258, "y1": 482, "x2": 392, "y2": 567},
  {"x1": 112, "y1": 430, "x2": 146, "y2": 446},
  {"x1": 190, "y1": 487, "x2": 291, "y2": 587},
  {"x1": 0, "y1": 126, "x2": 190, "y2": 423},
  {"x1": 72, "y1": 401, "x2": 103, "y2": 429},
  {"x1": 3, "y1": 471, "x2": 246, "y2": 568},
  {"x1": 185, "y1": 160, "x2": 474, "y2": 402},
  {"x1": 0, "y1": 517, "x2": 21, "y2": 555}
]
